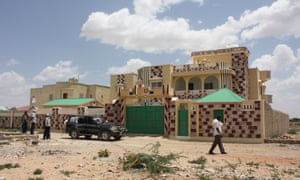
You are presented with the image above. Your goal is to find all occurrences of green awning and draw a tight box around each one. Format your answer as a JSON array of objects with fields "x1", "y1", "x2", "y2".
[
  {"x1": 195, "y1": 88, "x2": 244, "y2": 103},
  {"x1": 43, "y1": 98, "x2": 95, "y2": 106}
]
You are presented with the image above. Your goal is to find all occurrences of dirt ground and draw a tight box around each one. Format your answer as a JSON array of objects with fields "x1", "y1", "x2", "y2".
[{"x1": 0, "y1": 131, "x2": 300, "y2": 180}]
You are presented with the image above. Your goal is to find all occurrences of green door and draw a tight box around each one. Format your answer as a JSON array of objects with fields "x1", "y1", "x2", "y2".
[
  {"x1": 126, "y1": 106, "x2": 164, "y2": 135},
  {"x1": 213, "y1": 109, "x2": 224, "y2": 123},
  {"x1": 178, "y1": 109, "x2": 188, "y2": 136}
]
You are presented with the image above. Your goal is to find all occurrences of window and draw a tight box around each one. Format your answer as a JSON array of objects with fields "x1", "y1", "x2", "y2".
[
  {"x1": 87, "y1": 117, "x2": 97, "y2": 124},
  {"x1": 204, "y1": 83, "x2": 213, "y2": 89},
  {"x1": 63, "y1": 93, "x2": 68, "y2": 99},
  {"x1": 49, "y1": 94, "x2": 53, "y2": 101},
  {"x1": 188, "y1": 83, "x2": 194, "y2": 90},
  {"x1": 80, "y1": 93, "x2": 84, "y2": 98},
  {"x1": 151, "y1": 82, "x2": 162, "y2": 88},
  {"x1": 78, "y1": 117, "x2": 86, "y2": 124}
]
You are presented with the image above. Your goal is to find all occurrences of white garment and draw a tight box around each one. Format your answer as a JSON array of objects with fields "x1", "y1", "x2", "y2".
[
  {"x1": 31, "y1": 112, "x2": 37, "y2": 123},
  {"x1": 212, "y1": 118, "x2": 223, "y2": 136},
  {"x1": 45, "y1": 117, "x2": 51, "y2": 127}
]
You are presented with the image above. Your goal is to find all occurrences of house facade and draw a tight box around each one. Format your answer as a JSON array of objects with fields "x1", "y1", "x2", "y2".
[
  {"x1": 30, "y1": 78, "x2": 110, "y2": 113},
  {"x1": 108, "y1": 47, "x2": 289, "y2": 143}
]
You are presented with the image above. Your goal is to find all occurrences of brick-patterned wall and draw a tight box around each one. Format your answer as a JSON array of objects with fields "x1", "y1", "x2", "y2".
[
  {"x1": 105, "y1": 98, "x2": 124, "y2": 124},
  {"x1": 169, "y1": 103, "x2": 176, "y2": 136},
  {"x1": 198, "y1": 102, "x2": 262, "y2": 138},
  {"x1": 164, "y1": 98, "x2": 171, "y2": 136},
  {"x1": 190, "y1": 106, "x2": 197, "y2": 136},
  {"x1": 232, "y1": 52, "x2": 248, "y2": 99},
  {"x1": 150, "y1": 66, "x2": 163, "y2": 79}
]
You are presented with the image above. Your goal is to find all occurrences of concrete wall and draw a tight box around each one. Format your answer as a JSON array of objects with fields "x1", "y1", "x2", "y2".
[{"x1": 264, "y1": 102, "x2": 289, "y2": 138}]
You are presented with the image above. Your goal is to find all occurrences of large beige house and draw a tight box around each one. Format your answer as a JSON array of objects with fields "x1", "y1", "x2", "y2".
[
  {"x1": 108, "y1": 47, "x2": 288, "y2": 143},
  {"x1": 30, "y1": 78, "x2": 110, "y2": 114}
]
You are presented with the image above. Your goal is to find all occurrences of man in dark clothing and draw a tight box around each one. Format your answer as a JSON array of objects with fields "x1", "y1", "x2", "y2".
[{"x1": 43, "y1": 113, "x2": 51, "y2": 140}]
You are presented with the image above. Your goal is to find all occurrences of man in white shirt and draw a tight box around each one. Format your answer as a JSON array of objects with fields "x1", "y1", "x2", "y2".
[
  {"x1": 209, "y1": 117, "x2": 227, "y2": 155},
  {"x1": 30, "y1": 109, "x2": 37, "y2": 135},
  {"x1": 43, "y1": 113, "x2": 51, "y2": 140}
]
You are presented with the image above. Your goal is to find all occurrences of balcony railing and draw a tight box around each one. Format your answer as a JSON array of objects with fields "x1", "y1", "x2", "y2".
[
  {"x1": 174, "y1": 62, "x2": 234, "y2": 74},
  {"x1": 174, "y1": 89, "x2": 217, "y2": 100}
]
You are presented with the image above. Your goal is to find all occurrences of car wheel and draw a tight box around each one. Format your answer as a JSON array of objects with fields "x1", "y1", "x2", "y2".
[
  {"x1": 114, "y1": 136, "x2": 121, "y2": 140},
  {"x1": 70, "y1": 130, "x2": 78, "y2": 139},
  {"x1": 101, "y1": 131, "x2": 111, "y2": 141}
]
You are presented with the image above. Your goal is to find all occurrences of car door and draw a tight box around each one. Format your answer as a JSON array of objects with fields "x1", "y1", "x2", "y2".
[
  {"x1": 85, "y1": 116, "x2": 99, "y2": 135},
  {"x1": 77, "y1": 116, "x2": 86, "y2": 134}
]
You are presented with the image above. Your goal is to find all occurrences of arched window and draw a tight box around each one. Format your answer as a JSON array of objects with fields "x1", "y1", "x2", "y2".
[{"x1": 204, "y1": 76, "x2": 219, "y2": 90}]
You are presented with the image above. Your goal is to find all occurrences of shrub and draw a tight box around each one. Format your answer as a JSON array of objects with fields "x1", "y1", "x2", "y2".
[
  {"x1": 98, "y1": 149, "x2": 111, "y2": 158},
  {"x1": 119, "y1": 142, "x2": 182, "y2": 174},
  {"x1": 189, "y1": 156, "x2": 207, "y2": 169},
  {"x1": 33, "y1": 168, "x2": 43, "y2": 175}
]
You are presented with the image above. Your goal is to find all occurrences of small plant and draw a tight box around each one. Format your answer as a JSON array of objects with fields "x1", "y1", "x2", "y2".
[
  {"x1": 119, "y1": 142, "x2": 182, "y2": 174},
  {"x1": 33, "y1": 168, "x2": 43, "y2": 175},
  {"x1": 247, "y1": 168, "x2": 255, "y2": 174},
  {"x1": 28, "y1": 178, "x2": 44, "y2": 180},
  {"x1": 0, "y1": 163, "x2": 20, "y2": 170},
  {"x1": 265, "y1": 163, "x2": 275, "y2": 168},
  {"x1": 246, "y1": 161, "x2": 260, "y2": 169},
  {"x1": 189, "y1": 156, "x2": 207, "y2": 169},
  {"x1": 287, "y1": 128, "x2": 298, "y2": 134},
  {"x1": 224, "y1": 160, "x2": 239, "y2": 173},
  {"x1": 98, "y1": 149, "x2": 111, "y2": 158},
  {"x1": 60, "y1": 170, "x2": 75, "y2": 177},
  {"x1": 283, "y1": 168, "x2": 295, "y2": 175},
  {"x1": 198, "y1": 173, "x2": 213, "y2": 180}
]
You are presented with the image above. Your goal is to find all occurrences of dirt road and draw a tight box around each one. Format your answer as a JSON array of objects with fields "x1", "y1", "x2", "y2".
[{"x1": 0, "y1": 132, "x2": 300, "y2": 179}]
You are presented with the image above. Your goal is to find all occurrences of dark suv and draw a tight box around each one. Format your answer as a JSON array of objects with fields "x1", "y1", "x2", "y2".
[{"x1": 65, "y1": 115, "x2": 127, "y2": 140}]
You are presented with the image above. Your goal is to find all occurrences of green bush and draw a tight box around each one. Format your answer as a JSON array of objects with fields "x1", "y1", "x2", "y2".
[
  {"x1": 98, "y1": 149, "x2": 111, "y2": 157},
  {"x1": 0, "y1": 163, "x2": 20, "y2": 171},
  {"x1": 119, "y1": 142, "x2": 182, "y2": 174},
  {"x1": 189, "y1": 156, "x2": 207, "y2": 169},
  {"x1": 33, "y1": 168, "x2": 43, "y2": 175}
]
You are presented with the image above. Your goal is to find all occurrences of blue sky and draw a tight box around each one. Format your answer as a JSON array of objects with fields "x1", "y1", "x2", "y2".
[{"x1": 0, "y1": 0, "x2": 299, "y2": 118}]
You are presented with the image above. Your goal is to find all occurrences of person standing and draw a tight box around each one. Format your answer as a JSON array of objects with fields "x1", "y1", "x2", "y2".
[
  {"x1": 209, "y1": 117, "x2": 227, "y2": 155},
  {"x1": 30, "y1": 109, "x2": 37, "y2": 135},
  {"x1": 43, "y1": 113, "x2": 51, "y2": 140},
  {"x1": 21, "y1": 111, "x2": 29, "y2": 133}
]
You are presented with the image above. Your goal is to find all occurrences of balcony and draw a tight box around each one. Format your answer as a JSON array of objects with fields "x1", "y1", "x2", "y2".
[
  {"x1": 174, "y1": 89, "x2": 217, "y2": 100},
  {"x1": 173, "y1": 62, "x2": 235, "y2": 76},
  {"x1": 119, "y1": 85, "x2": 169, "y2": 98},
  {"x1": 260, "y1": 71, "x2": 271, "y2": 83}
]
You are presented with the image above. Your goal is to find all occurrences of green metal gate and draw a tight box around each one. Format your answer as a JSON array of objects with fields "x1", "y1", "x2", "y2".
[
  {"x1": 126, "y1": 106, "x2": 164, "y2": 135},
  {"x1": 178, "y1": 109, "x2": 188, "y2": 136}
]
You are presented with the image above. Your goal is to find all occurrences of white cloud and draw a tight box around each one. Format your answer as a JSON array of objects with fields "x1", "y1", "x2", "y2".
[
  {"x1": 7, "y1": 58, "x2": 19, "y2": 66},
  {"x1": 107, "y1": 59, "x2": 151, "y2": 75},
  {"x1": 251, "y1": 44, "x2": 297, "y2": 73},
  {"x1": 0, "y1": 71, "x2": 33, "y2": 107},
  {"x1": 81, "y1": 0, "x2": 299, "y2": 54},
  {"x1": 81, "y1": 0, "x2": 235, "y2": 53},
  {"x1": 240, "y1": 0, "x2": 300, "y2": 40},
  {"x1": 251, "y1": 45, "x2": 300, "y2": 117},
  {"x1": 34, "y1": 61, "x2": 80, "y2": 82},
  {"x1": 133, "y1": 0, "x2": 204, "y2": 18}
]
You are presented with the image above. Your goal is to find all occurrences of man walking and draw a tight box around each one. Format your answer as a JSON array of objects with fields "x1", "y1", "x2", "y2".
[
  {"x1": 209, "y1": 117, "x2": 227, "y2": 155},
  {"x1": 30, "y1": 109, "x2": 37, "y2": 135},
  {"x1": 43, "y1": 113, "x2": 51, "y2": 140}
]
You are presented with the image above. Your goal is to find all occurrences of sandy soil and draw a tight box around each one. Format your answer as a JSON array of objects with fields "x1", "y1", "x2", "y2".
[{"x1": 0, "y1": 132, "x2": 300, "y2": 180}]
